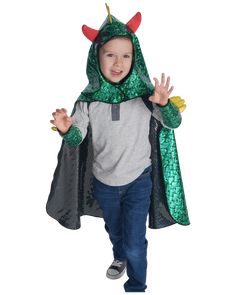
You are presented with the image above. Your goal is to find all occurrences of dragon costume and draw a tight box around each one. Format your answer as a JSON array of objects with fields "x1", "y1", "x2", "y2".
[{"x1": 46, "y1": 10, "x2": 190, "y2": 230}]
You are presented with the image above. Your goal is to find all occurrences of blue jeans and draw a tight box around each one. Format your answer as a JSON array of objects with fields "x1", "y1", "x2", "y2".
[{"x1": 93, "y1": 165, "x2": 152, "y2": 292}]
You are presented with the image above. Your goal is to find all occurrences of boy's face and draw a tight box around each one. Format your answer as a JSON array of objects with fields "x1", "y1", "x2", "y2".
[{"x1": 98, "y1": 38, "x2": 133, "y2": 83}]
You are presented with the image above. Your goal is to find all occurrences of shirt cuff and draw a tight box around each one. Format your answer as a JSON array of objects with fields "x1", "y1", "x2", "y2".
[{"x1": 60, "y1": 125, "x2": 83, "y2": 147}]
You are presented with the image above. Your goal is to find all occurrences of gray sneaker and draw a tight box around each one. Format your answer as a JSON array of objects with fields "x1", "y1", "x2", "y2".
[{"x1": 106, "y1": 259, "x2": 127, "y2": 279}]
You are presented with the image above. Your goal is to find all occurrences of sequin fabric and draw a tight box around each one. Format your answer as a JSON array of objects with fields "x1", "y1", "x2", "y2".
[
  {"x1": 62, "y1": 125, "x2": 83, "y2": 147},
  {"x1": 78, "y1": 15, "x2": 154, "y2": 104},
  {"x1": 159, "y1": 101, "x2": 182, "y2": 129},
  {"x1": 159, "y1": 128, "x2": 190, "y2": 224}
]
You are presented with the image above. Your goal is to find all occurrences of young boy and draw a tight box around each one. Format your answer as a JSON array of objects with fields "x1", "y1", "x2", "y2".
[{"x1": 47, "y1": 9, "x2": 189, "y2": 293}]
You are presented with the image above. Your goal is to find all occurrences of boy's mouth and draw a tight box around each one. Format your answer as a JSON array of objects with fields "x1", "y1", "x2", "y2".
[{"x1": 111, "y1": 70, "x2": 123, "y2": 76}]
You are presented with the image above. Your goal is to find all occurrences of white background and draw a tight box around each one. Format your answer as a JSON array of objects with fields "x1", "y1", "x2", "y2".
[{"x1": 1, "y1": 0, "x2": 235, "y2": 294}]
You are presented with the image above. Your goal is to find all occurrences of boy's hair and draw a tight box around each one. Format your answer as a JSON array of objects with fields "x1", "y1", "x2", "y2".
[{"x1": 98, "y1": 35, "x2": 132, "y2": 49}]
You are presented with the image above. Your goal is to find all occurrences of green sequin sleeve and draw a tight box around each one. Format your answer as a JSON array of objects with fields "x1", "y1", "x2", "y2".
[
  {"x1": 153, "y1": 101, "x2": 182, "y2": 129},
  {"x1": 60, "y1": 125, "x2": 83, "y2": 147}
]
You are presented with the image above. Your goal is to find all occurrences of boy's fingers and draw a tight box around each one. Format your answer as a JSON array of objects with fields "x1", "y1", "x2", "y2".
[
  {"x1": 165, "y1": 76, "x2": 170, "y2": 89},
  {"x1": 161, "y1": 73, "x2": 165, "y2": 85},
  {"x1": 153, "y1": 77, "x2": 159, "y2": 89},
  {"x1": 52, "y1": 111, "x2": 60, "y2": 118},
  {"x1": 168, "y1": 86, "x2": 174, "y2": 95},
  {"x1": 52, "y1": 109, "x2": 68, "y2": 118},
  {"x1": 55, "y1": 108, "x2": 67, "y2": 114}
]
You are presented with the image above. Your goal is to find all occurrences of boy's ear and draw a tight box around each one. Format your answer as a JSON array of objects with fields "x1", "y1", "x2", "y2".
[{"x1": 126, "y1": 12, "x2": 142, "y2": 33}]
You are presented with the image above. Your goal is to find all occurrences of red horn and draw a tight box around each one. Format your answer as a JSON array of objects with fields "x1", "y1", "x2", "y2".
[
  {"x1": 82, "y1": 25, "x2": 99, "y2": 42},
  {"x1": 126, "y1": 12, "x2": 142, "y2": 33}
]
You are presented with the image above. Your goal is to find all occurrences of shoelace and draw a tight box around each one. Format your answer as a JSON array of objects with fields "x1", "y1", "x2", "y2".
[{"x1": 111, "y1": 260, "x2": 123, "y2": 267}]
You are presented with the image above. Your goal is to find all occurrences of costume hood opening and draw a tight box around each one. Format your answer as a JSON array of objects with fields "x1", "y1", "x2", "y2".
[{"x1": 78, "y1": 13, "x2": 154, "y2": 104}]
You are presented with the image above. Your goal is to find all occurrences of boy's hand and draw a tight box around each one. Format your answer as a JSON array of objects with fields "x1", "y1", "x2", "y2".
[
  {"x1": 149, "y1": 73, "x2": 174, "y2": 106},
  {"x1": 50, "y1": 108, "x2": 72, "y2": 134}
]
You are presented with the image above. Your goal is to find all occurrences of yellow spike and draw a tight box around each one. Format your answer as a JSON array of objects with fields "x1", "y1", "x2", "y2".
[
  {"x1": 170, "y1": 96, "x2": 187, "y2": 113},
  {"x1": 105, "y1": 3, "x2": 112, "y2": 24},
  {"x1": 179, "y1": 105, "x2": 187, "y2": 112}
]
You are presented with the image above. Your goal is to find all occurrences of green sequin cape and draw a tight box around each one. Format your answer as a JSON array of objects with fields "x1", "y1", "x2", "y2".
[{"x1": 46, "y1": 15, "x2": 190, "y2": 229}]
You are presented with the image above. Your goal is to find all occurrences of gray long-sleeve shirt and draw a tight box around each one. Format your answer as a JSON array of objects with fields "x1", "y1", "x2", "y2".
[{"x1": 68, "y1": 97, "x2": 181, "y2": 186}]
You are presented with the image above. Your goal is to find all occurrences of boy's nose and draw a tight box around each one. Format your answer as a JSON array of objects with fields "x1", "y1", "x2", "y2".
[{"x1": 114, "y1": 57, "x2": 122, "y2": 66}]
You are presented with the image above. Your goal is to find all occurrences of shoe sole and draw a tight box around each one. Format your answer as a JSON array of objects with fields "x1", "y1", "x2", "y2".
[{"x1": 106, "y1": 267, "x2": 126, "y2": 280}]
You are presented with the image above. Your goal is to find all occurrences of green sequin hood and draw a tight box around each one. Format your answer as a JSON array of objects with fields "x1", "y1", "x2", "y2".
[{"x1": 78, "y1": 15, "x2": 154, "y2": 104}]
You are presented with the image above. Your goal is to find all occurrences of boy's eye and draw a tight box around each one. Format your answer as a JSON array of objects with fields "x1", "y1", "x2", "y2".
[
  {"x1": 106, "y1": 53, "x2": 114, "y2": 57},
  {"x1": 124, "y1": 55, "x2": 131, "y2": 58}
]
